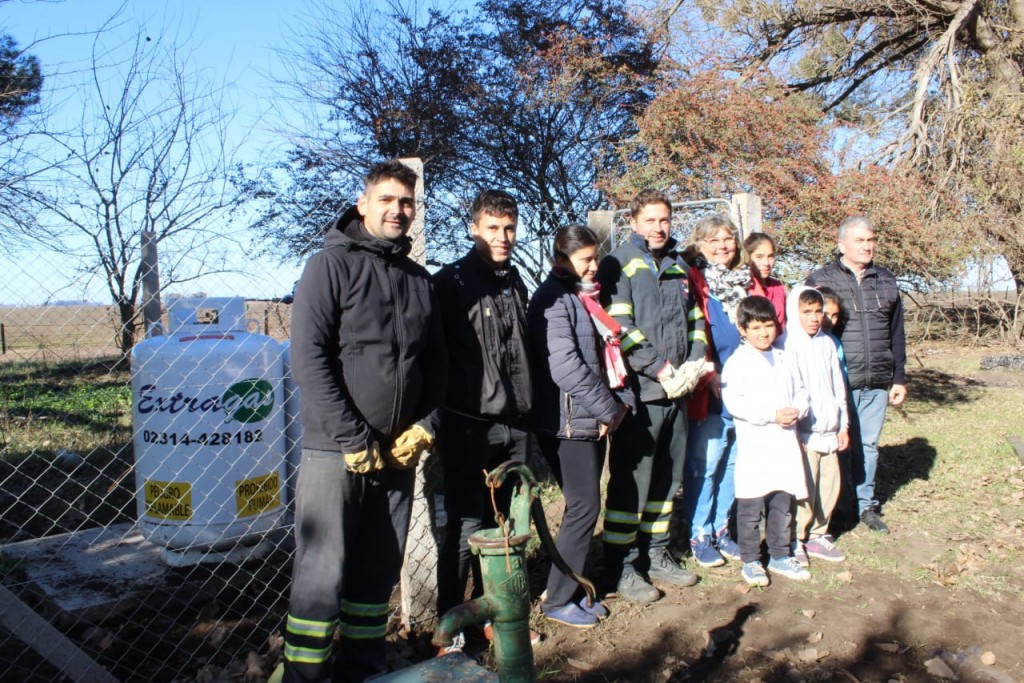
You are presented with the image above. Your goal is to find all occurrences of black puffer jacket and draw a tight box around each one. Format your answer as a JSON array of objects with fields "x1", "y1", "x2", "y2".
[
  {"x1": 596, "y1": 233, "x2": 707, "y2": 403},
  {"x1": 433, "y1": 249, "x2": 532, "y2": 420},
  {"x1": 806, "y1": 256, "x2": 906, "y2": 390},
  {"x1": 290, "y1": 207, "x2": 447, "y2": 453},
  {"x1": 527, "y1": 272, "x2": 630, "y2": 440}
]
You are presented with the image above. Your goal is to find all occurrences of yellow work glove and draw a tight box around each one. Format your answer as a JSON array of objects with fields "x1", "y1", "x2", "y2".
[
  {"x1": 384, "y1": 423, "x2": 434, "y2": 470},
  {"x1": 344, "y1": 439, "x2": 384, "y2": 474}
]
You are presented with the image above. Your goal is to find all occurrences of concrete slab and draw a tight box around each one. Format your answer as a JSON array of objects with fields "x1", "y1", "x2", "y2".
[
  {"x1": 0, "y1": 523, "x2": 169, "y2": 624},
  {"x1": 1009, "y1": 435, "x2": 1024, "y2": 465}
]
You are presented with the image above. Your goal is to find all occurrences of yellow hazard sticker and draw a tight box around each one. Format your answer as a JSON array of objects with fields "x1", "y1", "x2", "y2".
[
  {"x1": 235, "y1": 472, "x2": 281, "y2": 517},
  {"x1": 144, "y1": 480, "x2": 193, "y2": 520}
]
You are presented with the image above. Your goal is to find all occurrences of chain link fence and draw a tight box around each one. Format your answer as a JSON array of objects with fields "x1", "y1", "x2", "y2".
[
  {"x1": 0, "y1": 277, "x2": 448, "y2": 680},
  {"x1": 0, "y1": 193, "x2": 753, "y2": 683}
]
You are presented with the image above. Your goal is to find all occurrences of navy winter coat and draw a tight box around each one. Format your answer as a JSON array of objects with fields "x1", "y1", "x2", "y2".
[{"x1": 527, "y1": 272, "x2": 629, "y2": 440}]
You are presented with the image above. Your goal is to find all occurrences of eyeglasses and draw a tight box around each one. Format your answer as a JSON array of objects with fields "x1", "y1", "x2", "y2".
[{"x1": 704, "y1": 237, "x2": 736, "y2": 247}]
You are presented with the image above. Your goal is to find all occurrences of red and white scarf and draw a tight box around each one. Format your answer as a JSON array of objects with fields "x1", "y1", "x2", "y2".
[{"x1": 576, "y1": 281, "x2": 629, "y2": 390}]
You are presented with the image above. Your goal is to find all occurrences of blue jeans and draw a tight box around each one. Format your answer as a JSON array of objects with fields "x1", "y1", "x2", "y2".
[
  {"x1": 851, "y1": 388, "x2": 889, "y2": 513},
  {"x1": 682, "y1": 413, "x2": 737, "y2": 540}
]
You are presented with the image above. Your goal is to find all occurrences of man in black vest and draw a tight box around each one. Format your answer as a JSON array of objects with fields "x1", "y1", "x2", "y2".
[{"x1": 806, "y1": 216, "x2": 907, "y2": 533}]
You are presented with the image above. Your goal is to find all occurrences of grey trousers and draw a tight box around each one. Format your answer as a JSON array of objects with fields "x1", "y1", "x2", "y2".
[{"x1": 283, "y1": 449, "x2": 414, "y2": 683}]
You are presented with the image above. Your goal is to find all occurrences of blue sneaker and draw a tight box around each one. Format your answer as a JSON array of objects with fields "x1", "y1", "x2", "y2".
[
  {"x1": 767, "y1": 556, "x2": 811, "y2": 581},
  {"x1": 715, "y1": 530, "x2": 741, "y2": 562},
  {"x1": 543, "y1": 602, "x2": 598, "y2": 629},
  {"x1": 741, "y1": 561, "x2": 769, "y2": 587},
  {"x1": 690, "y1": 536, "x2": 725, "y2": 567},
  {"x1": 578, "y1": 596, "x2": 609, "y2": 619}
]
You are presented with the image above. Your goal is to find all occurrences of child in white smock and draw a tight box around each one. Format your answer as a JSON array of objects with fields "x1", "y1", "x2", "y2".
[{"x1": 721, "y1": 296, "x2": 810, "y2": 586}]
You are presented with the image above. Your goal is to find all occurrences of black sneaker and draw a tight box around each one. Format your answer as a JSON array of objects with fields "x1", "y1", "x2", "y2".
[
  {"x1": 648, "y1": 549, "x2": 699, "y2": 587},
  {"x1": 614, "y1": 568, "x2": 661, "y2": 603},
  {"x1": 859, "y1": 508, "x2": 890, "y2": 533}
]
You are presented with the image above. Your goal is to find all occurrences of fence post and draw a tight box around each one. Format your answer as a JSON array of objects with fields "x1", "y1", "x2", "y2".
[
  {"x1": 141, "y1": 230, "x2": 163, "y2": 337},
  {"x1": 588, "y1": 209, "x2": 616, "y2": 256},
  {"x1": 397, "y1": 157, "x2": 440, "y2": 630},
  {"x1": 730, "y1": 193, "x2": 762, "y2": 239}
]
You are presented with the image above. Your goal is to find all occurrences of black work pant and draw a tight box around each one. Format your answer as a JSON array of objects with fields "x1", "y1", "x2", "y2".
[
  {"x1": 436, "y1": 413, "x2": 533, "y2": 616},
  {"x1": 540, "y1": 436, "x2": 604, "y2": 608},
  {"x1": 283, "y1": 450, "x2": 414, "y2": 683},
  {"x1": 602, "y1": 399, "x2": 687, "y2": 576},
  {"x1": 736, "y1": 491, "x2": 792, "y2": 563}
]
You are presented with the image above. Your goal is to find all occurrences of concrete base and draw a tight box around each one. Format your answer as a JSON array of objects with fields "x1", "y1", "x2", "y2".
[{"x1": 0, "y1": 523, "x2": 168, "y2": 625}]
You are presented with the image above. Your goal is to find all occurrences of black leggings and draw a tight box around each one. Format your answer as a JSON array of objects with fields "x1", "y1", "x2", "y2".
[{"x1": 541, "y1": 437, "x2": 605, "y2": 608}]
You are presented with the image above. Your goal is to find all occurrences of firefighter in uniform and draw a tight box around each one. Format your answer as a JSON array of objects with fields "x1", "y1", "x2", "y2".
[
  {"x1": 596, "y1": 189, "x2": 708, "y2": 603},
  {"x1": 283, "y1": 160, "x2": 447, "y2": 682}
]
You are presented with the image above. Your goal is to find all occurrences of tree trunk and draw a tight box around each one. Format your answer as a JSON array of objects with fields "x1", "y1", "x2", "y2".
[{"x1": 116, "y1": 300, "x2": 138, "y2": 361}]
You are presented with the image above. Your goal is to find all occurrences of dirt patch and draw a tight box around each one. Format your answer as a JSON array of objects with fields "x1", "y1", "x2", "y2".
[{"x1": 527, "y1": 528, "x2": 1024, "y2": 682}]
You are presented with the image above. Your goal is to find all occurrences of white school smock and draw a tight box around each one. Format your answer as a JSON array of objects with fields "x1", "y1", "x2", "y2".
[{"x1": 721, "y1": 344, "x2": 810, "y2": 500}]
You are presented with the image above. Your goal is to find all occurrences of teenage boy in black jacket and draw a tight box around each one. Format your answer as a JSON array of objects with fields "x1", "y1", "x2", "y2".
[
  {"x1": 283, "y1": 160, "x2": 446, "y2": 683},
  {"x1": 433, "y1": 189, "x2": 535, "y2": 623}
]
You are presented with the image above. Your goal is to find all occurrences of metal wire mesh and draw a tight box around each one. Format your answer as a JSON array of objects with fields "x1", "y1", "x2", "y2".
[
  {"x1": 0, "y1": 290, "x2": 445, "y2": 681},
  {"x1": 0, "y1": 195, "x2": 749, "y2": 683}
]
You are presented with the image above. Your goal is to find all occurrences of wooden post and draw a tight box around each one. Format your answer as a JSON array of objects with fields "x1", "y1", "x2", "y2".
[
  {"x1": 588, "y1": 209, "x2": 616, "y2": 257},
  {"x1": 140, "y1": 230, "x2": 163, "y2": 337},
  {"x1": 0, "y1": 585, "x2": 119, "y2": 683},
  {"x1": 730, "y1": 193, "x2": 762, "y2": 239},
  {"x1": 399, "y1": 157, "x2": 426, "y2": 266},
  {"x1": 396, "y1": 156, "x2": 439, "y2": 630}
]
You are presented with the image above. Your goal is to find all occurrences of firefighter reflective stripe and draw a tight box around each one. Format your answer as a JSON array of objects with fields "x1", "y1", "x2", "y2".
[
  {"x1": 339, "y1": 599, "x2": 389, "y2": 640},
  {"x1": 338, "y1": 621, "x2": 388, "y2": 640},
  {"x1": 689, "y1": 306, "x2": 708, "y2": 345},
  {"x1": 639, "y1": 519, "x2": 670, "y2": 534},
  {"x1": 340, "y1": 599, "x2": 389, "y2": 618},
  {"x1": 605, "y1": 509, "x2": 641, "y2": 523},
  {"x1": 644, "y1": 500, "x2": 673, "y2": 514},
  {"x1": 607, "y1": 302, "x2": 633, "y2": 317},
  {"x1": 639, "y1": 499, "x2": 673, "y2": 535},
  {"x1": 622, "y1": 258, "x2": 652, "y2": 278},
  {"x1": 284, "y1": 615, "x2": 335, "y2": 666},
  {"x1": 620, "y1": 328, "x2": 646, "y2": 352},
  {"x1": 284, "y1": 642, "x2": 332, "y2": 665},
  {"x1": 601, "y1": 528, "x2": 638, "y2": 545},
  {"x1": 285, "y1": 615, "x2": 335, "y2": 639},
  {"x1": 664, "y1": 264, "x2": 686, "y2": 276},
  {"x1": 603, "y1": 508, "x2": 640, "y2": 545}
]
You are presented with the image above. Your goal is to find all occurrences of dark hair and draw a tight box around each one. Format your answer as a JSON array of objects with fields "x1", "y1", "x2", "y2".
[
  {"x1": 629, "y1": 189, "x2": 672, "y2": 218},
  {"x1": 737, "y1": 295, "x2": 777, "y2": 329},
  {"x1": 817, "y1": 285, "x2": 842, "y2": 309},
  {"x1": 798, "y1": 288, "x2": 824, "y2": 307},
  {"x1": 553, "y1": 224, "x2": 599, "y2": 261},
  {"x1": 743, "y1": 232, "x2": 776, "y2": 254},
  {"x1": 365, "y1": 159, "x2": 418, "y2": 192},
  {"x1": 471, "y1": 189, "x2": 518, "y2": 223}
]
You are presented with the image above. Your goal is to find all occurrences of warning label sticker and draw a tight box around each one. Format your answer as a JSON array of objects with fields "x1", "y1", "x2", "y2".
[
  {"x1": 144, "y1": 480, "x2": 193, "y2": 520},
  {"x1": 235, "y1": 472, "x2": 281, "y2": 517}
]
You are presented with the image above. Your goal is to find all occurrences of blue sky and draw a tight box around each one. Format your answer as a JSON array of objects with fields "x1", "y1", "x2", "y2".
[{"x1": 2, "y1": 0, "x2": 304, "y2": 304}]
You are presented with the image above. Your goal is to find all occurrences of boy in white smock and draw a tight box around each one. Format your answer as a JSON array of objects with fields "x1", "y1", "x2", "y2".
[
  {"x1": 783, "y1": 286, "x2": 849, "y2": 565},
  {"x1": 721, "y1": 296, "x2": 810, "y2": 586}
]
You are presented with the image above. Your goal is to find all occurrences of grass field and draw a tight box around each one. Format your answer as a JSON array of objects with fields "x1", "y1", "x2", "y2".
[{"x1": 1, "y1": 342, "x2": 1023, "y2": 682}]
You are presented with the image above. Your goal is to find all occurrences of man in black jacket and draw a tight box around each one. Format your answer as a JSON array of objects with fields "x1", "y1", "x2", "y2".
[
  {"x1": 283, "y1": 160, "x2": 446, "y2": 683},
  {"x1": 806, "y1": 216, "x2": 907, "y2": 534},
  {"x1": 433, "y1": 189, "x2": 534, "y2": 622}
]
